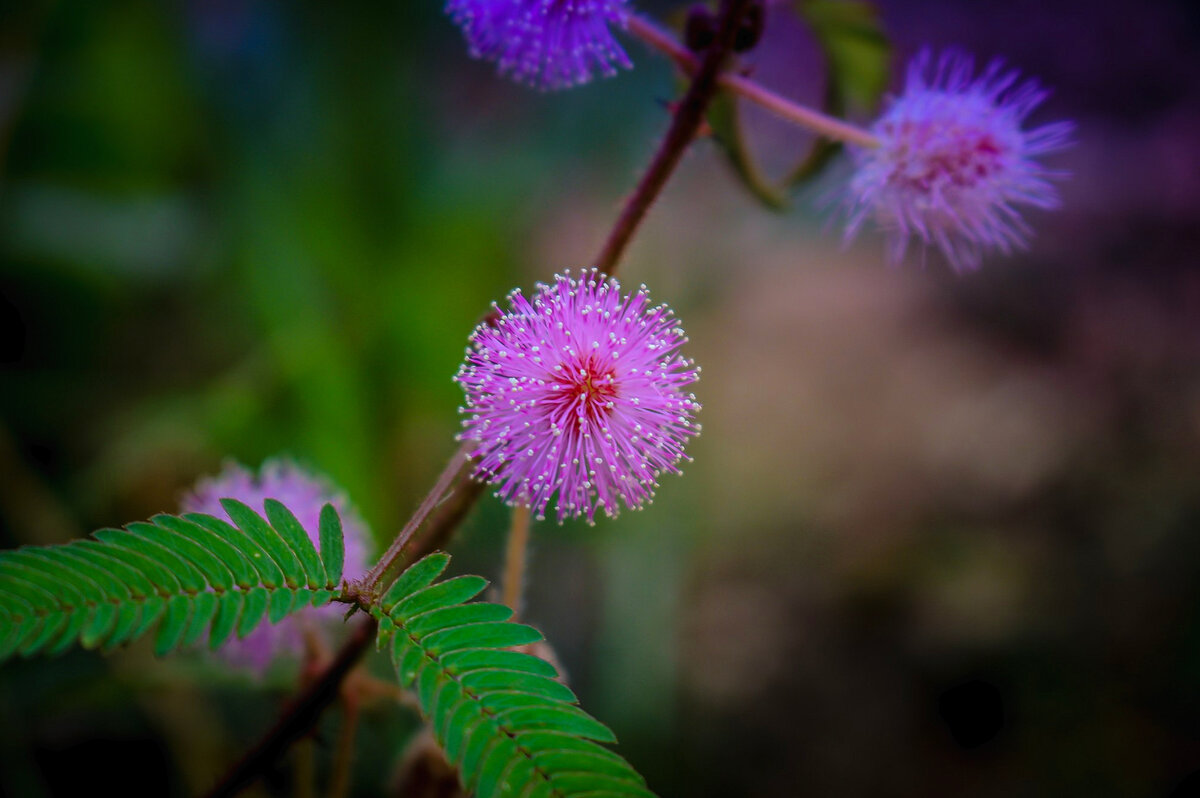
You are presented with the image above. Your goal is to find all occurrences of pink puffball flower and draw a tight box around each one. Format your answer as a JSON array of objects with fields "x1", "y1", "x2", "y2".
[
  {"x1": 844, "y1": 49, "x2": 1074, "y2": 271},
  {"x1": 181, "y1": 459, "x2": 372, "y2": 674},
  {"x1": 445, "y1": 0, "x2": 633, "y2": 91},
  {"x1": 455, "y1": 269, "x2": 701, "y2": 523}
]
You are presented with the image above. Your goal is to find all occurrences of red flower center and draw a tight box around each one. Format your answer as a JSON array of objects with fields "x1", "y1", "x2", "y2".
[
  {"x1": 886, "y1": 118, "x2": 1007, "y2": 193},
  {"x1": 557, "y1": 355, "x2": 618, "y2": 424}
]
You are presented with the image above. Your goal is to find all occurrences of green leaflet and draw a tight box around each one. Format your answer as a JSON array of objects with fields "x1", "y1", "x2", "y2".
[
  {"x1": 184, "y1": 513, "x2": 285, "y2": 589},
  {"x1": 103, "y1": 603, "x2": 142, "y2": 652},
  {"x1": 391, "y1": 576, "x2": 490, "y2": 620},
  {"x1": 81, "y1": 603, "x2": 118, "y2": 649},
  {"x1": 263, "y1": 499, "x2": 326, "y2": 590},
  {"x1": 381, "y1": 552, "x2": 451, "y2": 610},
  {"x1": 155, "y1": 595, "x2": 193, "y2": 656},
  {"x1": 318, "y1": 503, "x2": 344, "y2": 588},
  {"x1": 72, "y1": 541, "x2": 158, "y2": 598},
  {"x1": 237, "y1": 587, "x2": 270, "y2": 639},
  {"x1": 219, "y1": 499, "x2": 305, "y2": 588},
  {"x1": 375, "y1": 553, "x2": 655, "y2": 798},
  {"x1": 182, "y1": 592, "x2": 220, "y2": 648},
  {"x1": 441, "y1": 648, "x2": 558, "y2": 678},
  {"x1": 92, "y1": 528, "x2": 198, "y2": 593},
  {"x1": 267, "y1": 588, "x2": 295, "y2": 624},
  {"x1": 114, "y1": 524, "x2": 211, "y2": 594},
  {"x1": 209, "y1": 591, "x2": 243, "y2": 650},
  {"x1": 153, "y1": 515, "x2": 258, "y2": 589},
  {"x1": 0, "y1": 503, "x2": 347, "y2": 663},
  {"x1": 423, "y1": 621, "x2": 542, "y2": 654},
  {"x1": 459, "y1": 669, "x2": 576, "y2": 703},
  {"x1": 406, "y1": 603, "x2": 513, "y2": 637}
]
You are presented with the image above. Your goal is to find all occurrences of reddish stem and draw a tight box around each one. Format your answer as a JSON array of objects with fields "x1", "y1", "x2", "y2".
[{"x1": 593, "y1": 0, "x2": 758, "y2": 275}]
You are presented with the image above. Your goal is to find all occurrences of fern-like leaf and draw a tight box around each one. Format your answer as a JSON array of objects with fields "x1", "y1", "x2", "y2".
[
  {"x1": 0, "y1": 501, "x2": 344, "y2": 662},
  {"x1": 374, "y1": 553, "x2": 656, "y2": 798}
]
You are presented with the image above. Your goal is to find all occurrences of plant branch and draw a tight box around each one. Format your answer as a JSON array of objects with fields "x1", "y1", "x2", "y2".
[
  {"x1": 204, "y1": 445, "x2": 488, "y2": 797},
  {"x1": 293, "y1": 739, "x2": 316, "y2": 798},
  {"x1": 403, "y1": 473, "x2": 488, "y2": 565},
  {"x1": 593, "y1": 0, "x2": 759, "y2": 275},
  {"x1": 327, "y1": 694, "x2": 361, "y2": 798},
  {"x1": 201, "y1": 16, "x2": 823, "y2": 797},
  {"x1": 360, "y1": 443, "x2": 473, "y2": 594},
  {"x1": 624, "y1": 14, "x2": 880, "y2": 149},
  {"x1": 501, "y1": 505, "x2": 532, "y2": 619},
  {"x1": 203, "y1": 616, "x2": 379, "y2": 798}
]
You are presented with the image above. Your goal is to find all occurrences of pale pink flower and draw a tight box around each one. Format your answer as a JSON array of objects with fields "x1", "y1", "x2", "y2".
[
  {"x1": 182, "y1": 459, "x2": 371, "y2": 674},
  {"x1": 845, "y1": 49, "x2": 1074, "y2": 271}
]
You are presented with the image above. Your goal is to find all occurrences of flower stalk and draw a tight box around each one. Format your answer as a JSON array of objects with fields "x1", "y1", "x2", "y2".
[
  {"x1": 501, "y1": 505, "x2": 532, "y2": 618},
  {"x1": 624, "y1": 14, "x2": 880, "y2": 149}
]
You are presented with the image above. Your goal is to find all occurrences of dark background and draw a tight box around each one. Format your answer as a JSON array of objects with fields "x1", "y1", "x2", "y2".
[{"x1": 2, "y1": 0, "x2": 1199, "y2": 795}]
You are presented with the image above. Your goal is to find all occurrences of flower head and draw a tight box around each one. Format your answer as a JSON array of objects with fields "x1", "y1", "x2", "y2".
[
  {"x1": 181, "y1": 459, "x2": 372, "y2": 674},
  {"x1": 445, "y1": 0, "x2": 633, "y2": 91},
  {"x1": 456, "y1": 269, "x2": 700, "y2": 523},
  {"x1": 844, "y1": 49, "x2": 1074, "y2": 271}
]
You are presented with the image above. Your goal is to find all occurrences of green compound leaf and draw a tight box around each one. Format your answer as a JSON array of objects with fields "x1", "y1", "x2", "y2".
[
  {"x1": 0, "y1": 503, "x2": 347, "y2": 663},
  {"x1": 373, "y1": 553, "x2": 655, "y2": 798}
]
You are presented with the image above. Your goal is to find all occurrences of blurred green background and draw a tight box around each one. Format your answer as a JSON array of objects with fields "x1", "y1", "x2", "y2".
[{"x1": 3, "y1": 0, "x2": 1200, "y2": 796}]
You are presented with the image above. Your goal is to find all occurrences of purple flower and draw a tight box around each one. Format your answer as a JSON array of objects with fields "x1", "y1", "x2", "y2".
[
  {"x1": 844, "y1": 49, "x2": 1074, "y2": 271},
  {"x1": 445, "y1": 0, "x2": 633, "y2": 90},
  {"x1": 455, "y1": 269, "x2": 700, "y2": 523},
  {"x1": 181, "y1": 459, "x2": 372, "y2": 674}
]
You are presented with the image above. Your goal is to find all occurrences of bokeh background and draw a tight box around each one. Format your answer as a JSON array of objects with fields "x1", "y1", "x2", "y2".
[{"x1": 2, "y1": 0, "x2": 1200, "y2": 795}]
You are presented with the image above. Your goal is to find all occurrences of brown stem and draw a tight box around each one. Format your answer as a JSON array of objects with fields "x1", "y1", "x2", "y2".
[
  {"x1": 500, "y1": 506, "x2": 532, "y2": 619},
  {"x1": 202, "y1": 10, "x2": 772, "y2": 796},
  {"x1": 206, "y1": 446, "x2": 489, "y2": 797},
  {"x1": 205, "y1": 448, "x2": 491, "y2": 795},
  {"x1": 359, "y1": 443, "x2": 472, "y2": 594},
  {"x1": 203, "y1": 616, "x2": 378, "y2": 798},
  {"x1": 624, "y1": 15, "x2": 880, "y2": 148},
  {"x1": 293, "y1": 739, "x2": 316, "y2": 798},
  {"x1": 404, "y1": 475, "x2": 488, "y2": 565},
  {"x1": 326, "y1": 694, "x2": 361, "y2": 798},
  {"x1": 593, "y1": 0, "x2": 758, "y2": 275}
]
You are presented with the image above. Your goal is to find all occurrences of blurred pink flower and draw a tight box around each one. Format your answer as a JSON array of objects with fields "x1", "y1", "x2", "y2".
[
  {"x1": 456, "y1": 269, "x2": 700, "y2": 523},
  {"x1": 182, "y1": 459, "x2": 371, "y2": 675},
  {"x1": 845, "y1": 49, "x2": 1074, "y2": 271}
]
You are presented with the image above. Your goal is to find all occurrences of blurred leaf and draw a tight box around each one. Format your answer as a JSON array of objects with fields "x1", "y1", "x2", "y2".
[
  {"x1": 706, "y1": 91, "x2": 789, "y2": 210},
  {"x1": 786, "y1": 0, "x2": 890, "y2": 188},
  {"x1": 709, "y1": 0, "x2": 891, "y2": 205},
  {"x1": 1, "y1": 184, "x2": 200, "y2": 277},
  {"x1": 796, "y1": 0, "x2": 891, "y2": 114}
]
